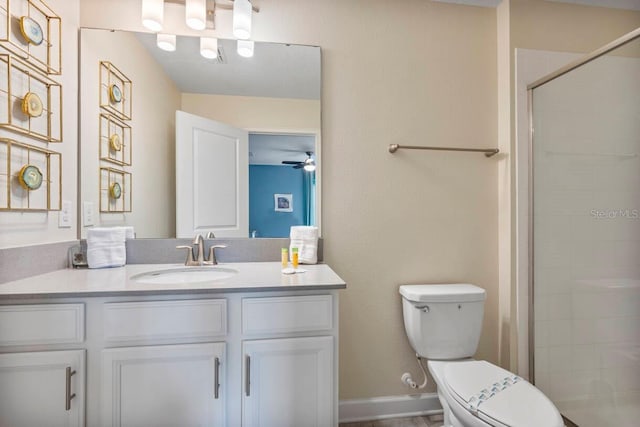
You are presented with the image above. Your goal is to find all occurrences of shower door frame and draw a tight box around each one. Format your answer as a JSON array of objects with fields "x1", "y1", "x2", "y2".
[{"x1": 526, "y1": 27, "x2": 640, "y2": 383}]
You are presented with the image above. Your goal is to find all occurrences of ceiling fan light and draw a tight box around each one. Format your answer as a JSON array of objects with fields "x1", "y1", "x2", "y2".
[
  {"x1": 233, "y1": 0, "x2": 252, "y2": 40},
  {"x1": 304, "y1": 163, "x2": 316, "y2": 172},
  {"x1": 157, "y1": 33, "x2": 176, "y2": 51},
  {"x1": 186, "y1": 0, "x2": 207, "y2": 30},
  {"x1": 237, "y1": 40, "x2": 254, "y2": 58},
  {"x1": 141, "y1": 0, "x2": 164, "y2": 32},
  {"x1": 200, "y1": 37, "x2": 218, "y2": 59}
]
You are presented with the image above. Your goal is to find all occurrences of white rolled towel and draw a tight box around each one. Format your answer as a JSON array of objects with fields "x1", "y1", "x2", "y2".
[
  {"x1": 290, "y1": 226, "x2": 318, "y2": 264},
  {"x1": 87, "y1": 227, "x2": 127, "y2": 268}
]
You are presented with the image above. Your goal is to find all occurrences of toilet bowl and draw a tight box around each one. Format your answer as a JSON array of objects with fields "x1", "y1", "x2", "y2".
[{"x1": 399, "y1": 284, "x2": 564, "y2": 427}]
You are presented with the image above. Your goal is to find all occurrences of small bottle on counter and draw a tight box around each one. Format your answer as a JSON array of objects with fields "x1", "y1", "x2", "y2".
[
  {"x1": 281, "y1": 248, "x2": 288, "y2": 268},
  {"x1": 291, "y1": 247, "x2": 299, "y2": 270}
]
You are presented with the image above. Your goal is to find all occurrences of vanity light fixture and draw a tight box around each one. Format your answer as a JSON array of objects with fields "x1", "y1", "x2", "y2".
[
  {"x1": 141, "y1": 0, "x2": 164, "y2": 32},
  {"x1": 237, "y1": 39, "x2": 254, "y2": 58},
  {"x1": 185, "y1": 0, "x2": 207, "y2": 30},
  {"x1": 157, "y1": 33, "x2": 177, "y2": 51},
  {"x1": 200, "y1": 36, "x2": 218, "y2": 59},
  {"x1": 233, "y1": 0, "x2": 252, "y2": 40},
  {"x1": 143, "y1": 0, "x2": 258, "y2": 58}
]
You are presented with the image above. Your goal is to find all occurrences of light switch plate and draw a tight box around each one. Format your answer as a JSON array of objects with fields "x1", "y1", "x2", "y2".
[
  {"x1": 58, "y1": 200, "x2": 72, "y2": 228},
  {"x1": 83, "y1": 201, "x2": 94, "y2": 227}
]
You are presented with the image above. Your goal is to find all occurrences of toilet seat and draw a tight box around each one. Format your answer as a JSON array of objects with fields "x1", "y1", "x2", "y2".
[{"x1": 442, "y1": 360, "x2": 564, "y2": 427}]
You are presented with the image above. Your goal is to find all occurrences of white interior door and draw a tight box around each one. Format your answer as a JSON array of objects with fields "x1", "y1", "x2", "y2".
[{"x1": 176, "y1": 111, "x2": 248, "y2": 238}]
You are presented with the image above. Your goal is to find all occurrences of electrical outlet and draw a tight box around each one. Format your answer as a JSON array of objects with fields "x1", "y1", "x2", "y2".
[
  {"x1": 83, "y1": 201, "x2": 94, "y2": 227},
  {"x1": 58, "y1": 200, "x2": 72, "y2": 228}
]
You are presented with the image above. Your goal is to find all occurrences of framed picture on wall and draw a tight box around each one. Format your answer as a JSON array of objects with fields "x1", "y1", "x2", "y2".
[{"x1": 274, "y1": 194, "x2": 293, "y2": 212}]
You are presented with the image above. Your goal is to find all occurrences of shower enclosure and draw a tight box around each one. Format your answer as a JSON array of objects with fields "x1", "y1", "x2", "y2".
[{"x1": 530, "y1": 28, "x2": 640, "y2": 426}]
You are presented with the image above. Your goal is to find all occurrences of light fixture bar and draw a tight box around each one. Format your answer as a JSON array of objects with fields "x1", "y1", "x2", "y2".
[
  {"x1": 200, "y1": 36, "x2": 218, "y2": 59},
  {"x1": 233, "y1": 0, "x2": 252, "y2": 40},
  {"x1": 237, "y1": 39, "x2": 254, "y2": 58},
  {"x1": 157, "y1": 33, "x2": 177, "y2": 51},
  {"x1": 142, "y1": 0, "x2": 164, "y2": 31},
  {"x1": 186, "y1": 0, "x2": 207, "y2": 30}
]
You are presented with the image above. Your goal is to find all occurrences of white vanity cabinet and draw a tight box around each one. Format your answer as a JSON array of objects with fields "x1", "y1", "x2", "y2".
[
  {"x1": 100, "y1": 299, "x2": 228, "y2": 426},
  {"x1": 0, "y1": 350, "x2": 85, "y2": 427},
  {"x1": 0, "y1": 304, "x2": 86, "y2": 427},
  {"x1": 242, "y1": 336, "x2": 334, "y2": 427},
  {"x1": 241, "y1": 295, "x2": 336, "y2": 427},
  {"x1": 102, "y1": 343, "x2": 226, "y2": 426},
  {"x1": 0, "y1": 263, "x2": 344, "y2": 427}
]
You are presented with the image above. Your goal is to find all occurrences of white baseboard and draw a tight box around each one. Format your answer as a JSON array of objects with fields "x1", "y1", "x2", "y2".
[{"x1": 339, "y1": 392, "x2": 443, "y2": 423}]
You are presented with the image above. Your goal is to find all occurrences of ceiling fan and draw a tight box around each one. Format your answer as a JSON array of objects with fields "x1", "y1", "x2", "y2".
[{"x1": 282, "y1": 151, "x2": 316, "y2": 171}]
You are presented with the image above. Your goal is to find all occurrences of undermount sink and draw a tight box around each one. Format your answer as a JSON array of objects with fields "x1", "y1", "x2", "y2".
[{"x1": 130, "y1": 266, "x2": 238, "y2": 284}]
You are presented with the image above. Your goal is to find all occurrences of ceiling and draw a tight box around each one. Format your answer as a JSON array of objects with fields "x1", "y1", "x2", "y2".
[
  {"x1": 248, "y1": 134, "x2": 316, "y2": 166},
  {"x1": 135, "y1": 33, "x2": 321, "y2": 100},
  {"x1": 433, "y1": 0, "x2": 640, "y2": 10}
]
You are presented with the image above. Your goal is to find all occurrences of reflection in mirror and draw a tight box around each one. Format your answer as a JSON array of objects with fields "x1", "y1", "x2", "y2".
[{"x1": 79, "y1": 29, "x2": 321, "y2": 239}]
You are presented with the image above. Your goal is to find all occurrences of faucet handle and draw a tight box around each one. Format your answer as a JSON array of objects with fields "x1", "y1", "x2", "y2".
[
  {"x1": 176, "y1": 245, "x2": 196, "y2": 265},
  {"x1": 206, "y1": 245, "x2": 227, "y2": 265}
]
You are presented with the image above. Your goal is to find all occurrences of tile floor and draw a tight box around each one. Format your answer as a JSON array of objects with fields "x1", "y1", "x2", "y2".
[{"x1": 340, "y1": 414, "x2": 444, "y2": 427}]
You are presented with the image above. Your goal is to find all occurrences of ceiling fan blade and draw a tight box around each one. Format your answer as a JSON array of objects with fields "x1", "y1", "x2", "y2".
[
  {"x1": 293, "y1": 164, "x2": 303, "y2": 169},
  {"x1": 282, "y1": 161, "x2": 303, "y2": 165}
]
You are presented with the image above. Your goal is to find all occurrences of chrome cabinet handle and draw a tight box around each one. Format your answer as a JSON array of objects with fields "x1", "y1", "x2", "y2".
[
  {"x1": 214, "y1": 357, "x2": 220, "y2": 399},
  {"x1": 245, "y1": 355, "x2": 251, "y2": 397},
  {"x1": 65, "y1": 367, "x2": 76, "y2": 411}
]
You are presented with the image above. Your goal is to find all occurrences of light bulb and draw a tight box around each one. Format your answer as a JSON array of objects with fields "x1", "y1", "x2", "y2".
[
  {"x1": 200, "y1": 37, "x2": 218, "y2": 59},
  {"x1": 233, "y1": 0, "x2": 252, "y2": 40},
  {"x1": 186, "y1": 0, "x2": 206, "y2": 30},
  {"x1": 157, "y1": 33, "x2": 176, "y2": 52},
  {"x1": 304, "y1": 163, "x2": 316, "y2": 172},
  {"x1": 142, "y1": 0, "x2": 164, "y2": 32},
  {"x1": 237, "y1": 40, "x2": 254, "y2": 58}
]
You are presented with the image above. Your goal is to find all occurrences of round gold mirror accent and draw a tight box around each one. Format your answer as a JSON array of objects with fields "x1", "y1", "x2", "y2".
[
  {"x1": 19, "y1": 16, "x2": 44, "y2": 45},
  {"x1": 110, "y1": 182, "x2": 122, "y2": 199},
  {"x1": 22, "y1": 92, "x2": 43, "y2": 118},
  {"x1": 18, "y1": 164, "x2": 43, "y2": 190},
  {"x1": 109, "y1": 84, "x2": 122, "y2": 103},
  {"x1": 109, "y1": 134, "x2": 122, "y2": 151}
]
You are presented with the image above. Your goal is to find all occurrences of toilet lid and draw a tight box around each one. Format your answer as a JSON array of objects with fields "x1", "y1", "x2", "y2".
[{"x1": 443, "y1": 361, "x2": 564, "y2": 427}]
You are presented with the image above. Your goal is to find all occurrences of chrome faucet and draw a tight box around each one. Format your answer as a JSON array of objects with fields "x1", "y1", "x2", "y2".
[{"x1": 176, "y1": 234, "x2": 226, "y2": 266}]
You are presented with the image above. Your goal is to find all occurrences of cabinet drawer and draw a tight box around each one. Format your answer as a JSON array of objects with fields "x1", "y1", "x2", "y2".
[
  {"x1": 0, "y1": 304, "x2": 85, "y2": 346},
  {"x1": 103, "y1": 299, "x2": 226, "y2": 343},
  {"x1": 242, "y1": 295, "x2": 333, "y2": 335}
]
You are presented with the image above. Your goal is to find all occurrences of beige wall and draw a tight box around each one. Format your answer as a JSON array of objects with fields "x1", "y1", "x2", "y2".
[
  {"x1": 81, "y1": 0, "x2": 499, "y2": 398},
  {"x1": 1, "y1": 0, "x2": 636, "y2": 402},
  {"x1": 181, "y1": 94, "x2": 320, "y2": 132},
  {"x1": 79, "y1": 29, "x2": 181, "y2": 238},
  {"x1": 0, "y1": 0, "x2": 79, "y2": 249}
]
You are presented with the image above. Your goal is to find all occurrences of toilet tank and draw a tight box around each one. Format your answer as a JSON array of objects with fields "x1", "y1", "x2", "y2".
[{"x1": 399, "y1": 284, "x2": 486, "y2": 360}]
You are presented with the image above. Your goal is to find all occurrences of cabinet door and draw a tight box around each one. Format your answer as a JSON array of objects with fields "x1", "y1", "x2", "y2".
[
  {"x1": 102, "y1": 342, "x2": 225, "y2": 427},
  {"x1": 243, "y1": 336, "x2": 333, "y2": 427},
  {"x1": 0, "y1": 349, "x2": 85, "y2": 427}
]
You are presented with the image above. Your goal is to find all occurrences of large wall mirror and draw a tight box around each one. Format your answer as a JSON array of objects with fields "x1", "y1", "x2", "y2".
[{"x1": 79, "y1": 28, "x2": 321, "y2": 239}]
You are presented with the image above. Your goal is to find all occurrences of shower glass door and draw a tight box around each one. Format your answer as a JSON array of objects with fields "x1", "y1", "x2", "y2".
[{"x1": 531, "y1": 34, "x2": 640, "y2": 427}]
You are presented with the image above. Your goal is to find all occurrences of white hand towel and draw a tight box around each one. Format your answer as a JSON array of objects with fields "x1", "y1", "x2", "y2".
[
  {"x1": 87, "y1": 227, "x2": 127, "y2": 268},
  {"x1": 290, "y1": 226, "x2": 319, "y2": 240},
  {"x1": 87, "y1": 245, "x2": 126, "y2": 269},
  {"x1": 290, "y1": 226, "x2": 319, "y2": 264}
]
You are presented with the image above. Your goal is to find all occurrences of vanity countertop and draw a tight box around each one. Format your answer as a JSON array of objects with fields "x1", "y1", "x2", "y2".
[{"x1": 0, "y1": 262, "x2": 346, "y2": 299}]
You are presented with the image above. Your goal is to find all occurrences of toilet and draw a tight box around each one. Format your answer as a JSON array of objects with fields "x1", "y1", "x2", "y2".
[{"x1": 399, "y1": 284, "x2": 564, "y2": 427}]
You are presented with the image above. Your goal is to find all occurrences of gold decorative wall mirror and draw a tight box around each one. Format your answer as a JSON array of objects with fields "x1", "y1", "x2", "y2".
[{"x1": 79, "y1": 28, "x2": 321, "y2": 238}]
